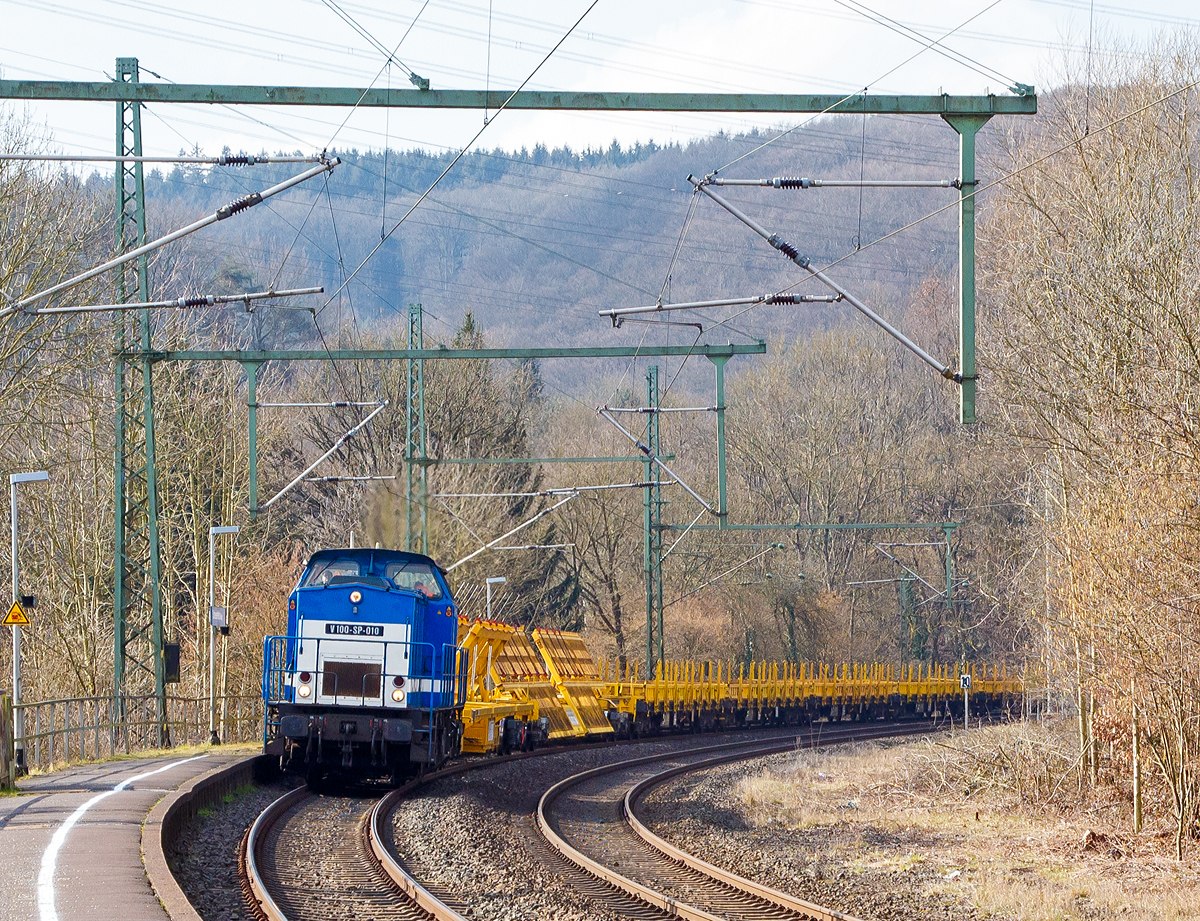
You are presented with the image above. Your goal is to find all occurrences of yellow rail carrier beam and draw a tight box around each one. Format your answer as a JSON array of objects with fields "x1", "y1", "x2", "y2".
[
  {"x1": 601, "y1": 658, "x2": 1022, "y2": 734},
  {"x1": 456, "y1": 618, "x2": 540, "y2": 754},
  {"x1": 494, "y1": 628, "x2": 580, "y2": 741},
  {"x1": 530, "y1": 628, "x2": 616, "y2": 739}
]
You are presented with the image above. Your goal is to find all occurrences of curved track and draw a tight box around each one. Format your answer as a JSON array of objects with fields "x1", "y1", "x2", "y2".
[
  {"x1": 538, "y1": 723, "x2": 935, "y2": 921},
  {"x1": 242, "y1": 722, "x2": 938, "y2": 921},
  {"x1": 242, "y1": 785, "x2": 465, "y2": 921}
]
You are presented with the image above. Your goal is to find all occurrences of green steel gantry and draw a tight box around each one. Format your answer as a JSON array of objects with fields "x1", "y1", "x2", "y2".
[
  {"x1": 643, "y1": 367, "x2": 664, "y2": 671},
  {"x1": 0, "y1": 62, "x2": 1035, "y2": 719},
  {"x1": 110, "y1": 58, "x2": 167, "y2": 747}
]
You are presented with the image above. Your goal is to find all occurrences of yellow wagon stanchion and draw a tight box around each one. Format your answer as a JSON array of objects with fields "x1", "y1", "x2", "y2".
[
  {"x1": 459, "y1": 615, "x2": 1024, "y2": 754},
  {"x1": 531, "y1": 628, "x2": 616, "y2": 739},
  {"x1": 456, "y1": 619, "x2": 541, "y2": 754}
]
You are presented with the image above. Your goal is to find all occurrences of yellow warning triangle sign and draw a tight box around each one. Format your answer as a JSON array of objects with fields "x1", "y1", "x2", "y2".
[{"x1": 2, "y1": 601, "x2": 29, "y2": 627}]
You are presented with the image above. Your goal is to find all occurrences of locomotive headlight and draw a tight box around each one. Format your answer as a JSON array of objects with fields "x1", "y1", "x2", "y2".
[
  {"x1": 298, "y1": 684, "x2": 312, "y2": 698},
  {"x1": 391, "y1": 688, "x2": 406, "y2": 703},
  {"x1": 349, "y1": 590, "x2": 362, "y2": 603}
]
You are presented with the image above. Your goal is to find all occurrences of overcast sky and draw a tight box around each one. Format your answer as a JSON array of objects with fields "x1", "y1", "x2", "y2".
[{"x1": 2, "y1": 0, "x2": 1198, "y2": 161}]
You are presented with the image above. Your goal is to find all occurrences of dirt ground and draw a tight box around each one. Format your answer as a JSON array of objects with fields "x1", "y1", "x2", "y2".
[{"x1": 647, "y1": 721, "x2": 1200, "y2": 921}]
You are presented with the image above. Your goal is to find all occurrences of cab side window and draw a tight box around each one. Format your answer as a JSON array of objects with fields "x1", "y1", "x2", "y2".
[{"x1": 301, "y1": 559, "x2": 361, "y2": 587}]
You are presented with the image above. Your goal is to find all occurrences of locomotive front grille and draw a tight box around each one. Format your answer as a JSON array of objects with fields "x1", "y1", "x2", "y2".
[{"x1": 322, "y1": 660, "x2": 382, "y2": 700}]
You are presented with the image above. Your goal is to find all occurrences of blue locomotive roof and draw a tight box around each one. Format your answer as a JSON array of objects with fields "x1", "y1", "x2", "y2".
[
  {"x1": 304, "y1": 548, "x2": 445, "y2": 572},
  {"x1": 294, "y1": 548, "x2": 454, "y2": 602}
]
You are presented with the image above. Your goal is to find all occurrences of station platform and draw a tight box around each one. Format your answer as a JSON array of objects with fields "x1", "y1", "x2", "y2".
[{"x1": 0, "y1": 751, "x2": 249, "y2": 921}]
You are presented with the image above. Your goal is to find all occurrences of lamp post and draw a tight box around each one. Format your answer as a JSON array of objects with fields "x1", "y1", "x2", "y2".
[
  {"x1": 485, "y1": 576, "x2": 506, "y2": 621},
  {"x1": 208, "y1": 525, "x2": 239, "y2": 744},
  {"x1": 10, "y1": 470, "x2": 49, "y2": 773}
]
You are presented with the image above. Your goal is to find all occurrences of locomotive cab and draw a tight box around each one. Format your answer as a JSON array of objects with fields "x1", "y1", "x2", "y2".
[{"x1": 263, "y1": 548, "x2": 465, "y2": 786}]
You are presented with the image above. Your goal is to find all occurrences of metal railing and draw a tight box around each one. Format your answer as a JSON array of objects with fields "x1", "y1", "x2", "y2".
[
  {"x1": 263, "y1": 635, "x2": 467, "y2": 711},
  {"x1": 13, "y1": 693, "x2": 264, "y2": 773},
  {"x1": 1, "y1": 694, "x2": 13, "y2": 789}
]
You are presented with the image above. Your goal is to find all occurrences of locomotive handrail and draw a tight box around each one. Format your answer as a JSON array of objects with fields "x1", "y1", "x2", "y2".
[
  {"x1": 262, "y1": 635, "x2": 463, "y2": 703},
  {"x1": 261, "y1": 634, "x2": 469, "y2": 750}
]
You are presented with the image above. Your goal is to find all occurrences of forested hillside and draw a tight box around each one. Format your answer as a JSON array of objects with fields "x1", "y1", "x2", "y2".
[
  {"x1": 2, "y1": 100, "x2": 1009, "y2": 710},
  {"x1": 116, "y1": 111, "x2": 965, "y2": 370}
]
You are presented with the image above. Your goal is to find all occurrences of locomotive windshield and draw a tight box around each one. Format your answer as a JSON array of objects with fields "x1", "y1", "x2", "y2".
[
  {"x1": 301, "y1": 558, "x2": 360, "y2": 587},
  {"x1": 385, "y1": 561, "x2": 443, "y2": 599}
]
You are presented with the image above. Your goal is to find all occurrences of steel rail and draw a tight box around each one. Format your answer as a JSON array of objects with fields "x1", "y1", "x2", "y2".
[
  {"x1": 242, "y1": 785, "x2": 450, "y2": 921},
  {"x1": 536, "y1": 736, "x2": 803, "y2": 920},
  {"x1": 242, "y1": 724, "x2": 664, "y2": 921},
  {"x1": 622, "y1": 723, "x2": 939, "y2": 921},
  {"x1": 536, "y1": 723, "x2": 939, "y2": 921},
  {"x1": 367, "y1": 795, "x2": 468, "y2": 921},
  {"x1": 242, "y1": 786, "x2": 310, "y2": 921},
  {"x1": 241, "y1": 725, "x2": 926, "y2": 921}
]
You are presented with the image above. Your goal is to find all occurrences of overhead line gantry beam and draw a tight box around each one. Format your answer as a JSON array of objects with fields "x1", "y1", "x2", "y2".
[
  {"x1": 129, "y1": 343, "x2": 768, "y2": 362},
  {"x1": 0, "y1": 82, "x2": 1036, "y2": 116}
]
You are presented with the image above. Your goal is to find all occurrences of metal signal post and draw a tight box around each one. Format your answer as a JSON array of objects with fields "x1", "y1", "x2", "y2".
[{"x1": 10, "y1": 470, "x2": 48, "y2": 773}]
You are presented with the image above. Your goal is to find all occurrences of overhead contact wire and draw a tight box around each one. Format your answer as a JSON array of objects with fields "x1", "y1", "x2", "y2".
[
  {"x1": 695, "y1": 71, "x2": 1200, "y2": 348},
  {"x1": 315, "y1": 0, "x2": 603, "y2": 314},
  {"x1": 715, "y1": 0, "x2": 1007, "y2": 174}
]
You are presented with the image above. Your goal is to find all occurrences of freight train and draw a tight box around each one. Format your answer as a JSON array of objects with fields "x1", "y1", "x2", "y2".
[{"x1": 263, "y1": 546, "x2": 1024, "y2": 787}]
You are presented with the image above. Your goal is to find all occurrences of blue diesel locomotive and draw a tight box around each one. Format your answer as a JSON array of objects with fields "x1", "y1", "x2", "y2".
[{"x1": 262, "y1": 548, "x2": 466, "y2": 786}]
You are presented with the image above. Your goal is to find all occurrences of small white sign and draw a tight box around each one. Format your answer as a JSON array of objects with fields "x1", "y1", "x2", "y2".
[
  {"x1": 210, "y1": 606, "x2": 228, "y2": 628},
  {"x1": 960, "y1": 673, "x2": 972, "y2": 690}
]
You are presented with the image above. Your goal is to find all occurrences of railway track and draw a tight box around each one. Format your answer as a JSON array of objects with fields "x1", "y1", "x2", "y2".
[
  {"x1": 241, "y1": 784, "x2": 465, "y2": 921},
  {"x1": 242, "y1": 722, "x2": 938, "y2": 921},
  {"x1": 537, "y1": 722, "x2": 936, "y2": 921}
]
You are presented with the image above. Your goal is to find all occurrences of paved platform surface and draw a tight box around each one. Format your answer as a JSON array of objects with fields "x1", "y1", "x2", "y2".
[{"x1": 1, "y1": 751, "x2": 249, "y2": 921}]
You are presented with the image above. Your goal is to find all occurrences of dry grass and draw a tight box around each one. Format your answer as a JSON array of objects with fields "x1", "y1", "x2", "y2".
[
  {"x1": 17, "y1": 741, "x2": 259, "y2": 779},
  {"x1": 735, "y1": 721, "x2": 1200, "y2": 921}
]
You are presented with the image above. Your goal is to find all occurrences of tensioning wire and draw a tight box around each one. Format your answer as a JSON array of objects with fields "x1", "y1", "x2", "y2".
[
  {"x1": 713, "y1": 0, "x2": 1007, "y2": 175},
  {"x1": 695, "y1": 70, "x2": 1200, "y2": 344},
  {"x1": 315, "y1": 0, "x2": 602, "y2": 314},
  {"x1": 322, "y1": 0, "x2": 433, "y2": 150}
]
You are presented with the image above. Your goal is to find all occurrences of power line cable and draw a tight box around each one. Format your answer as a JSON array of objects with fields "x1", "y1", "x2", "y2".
[
  {"x1": 323, "y1": 173, "x2": 362, "y2": 346},
  {"x1": 316, "y1": 0, "x2": 602, "y2": 312},
  {"x1": 322, "y1": 0, "x2": 433, "y2": 149},
  {"x1": 714, "y1": 0, "x2": 1007, "y2": 174},
  {"x1": 831, "y1": 0, "x2": 1018, "y2": 86},
  {"x1": 485, "y1": 0, "x2": 494, "y2": 126},
  {"x1": 701, "y1": 72, "x2": 1200, "y2": 341},
  {"x1": 856, "y1": 89, "x2": 867, "y2": 251},
  {"x1": 381, "y1": 62, "x2": 391, "y2": 239},
  {"x1": 141, "y1": 64, "x2": 315, "y2": 150},
  {"x1": 320, "y1": 0, "x2": 421, "y2": 78}
]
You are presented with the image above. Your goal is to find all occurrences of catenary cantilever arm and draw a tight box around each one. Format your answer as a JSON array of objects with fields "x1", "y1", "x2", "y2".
[
  {"x1": 259, "y1": 400, "x2": 387, "y2": 512},
  {"x1": 0, "y1": 159, "x2": 338, "y2": 320},
  {"x1": 446, "y1": 492, "x2": 579, "y2": 571},
  {"x1": 597, "y1": 408, "x2": 716, "y2": 515},
  {"x1": 688, "y1": 175, "x2": 960, "y2": 382}
]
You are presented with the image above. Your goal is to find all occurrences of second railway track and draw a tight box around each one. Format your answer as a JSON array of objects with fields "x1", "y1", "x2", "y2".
[
  {"x1": 241, "y1": 721, "x2": 942, "y2": 921},
  {"x1": 537, "y1": 722, "x2": 937, "y2": 921}
]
